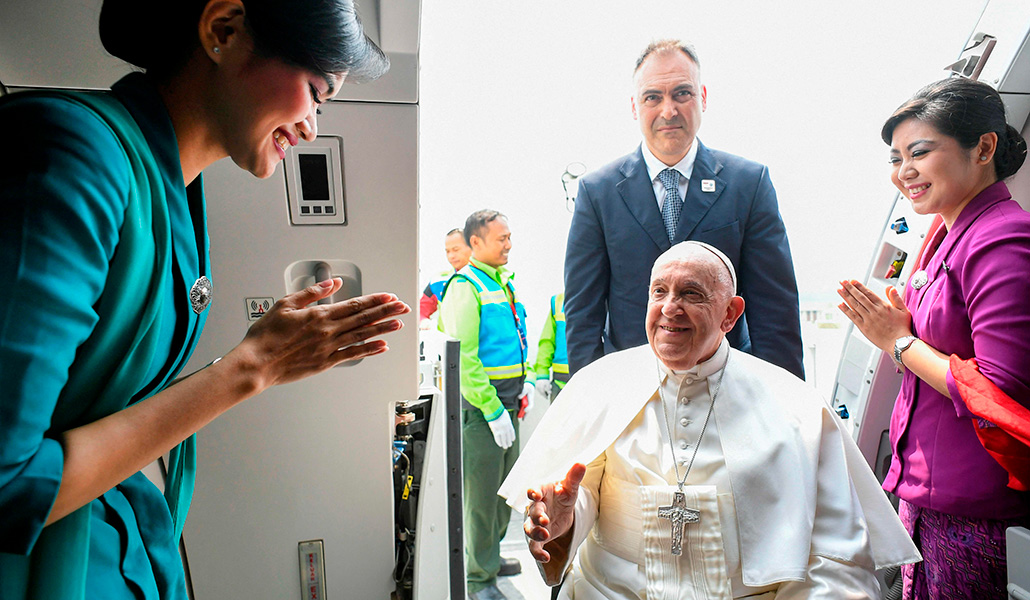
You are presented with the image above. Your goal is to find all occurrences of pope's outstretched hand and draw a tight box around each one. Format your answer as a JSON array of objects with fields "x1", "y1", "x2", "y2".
[{"x1": 524, "y1": 463, "x2": 587, "y2": 563}]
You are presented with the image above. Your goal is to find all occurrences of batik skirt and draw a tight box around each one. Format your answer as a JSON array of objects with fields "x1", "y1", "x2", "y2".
[{"x1": 899, "y1": 499, "x2": 1028, "y2": 600}]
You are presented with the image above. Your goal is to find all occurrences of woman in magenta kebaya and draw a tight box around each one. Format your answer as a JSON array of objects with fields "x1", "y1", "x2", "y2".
[{"x1": 839, "y1": 77, "x2": 1030, "y2": 599}]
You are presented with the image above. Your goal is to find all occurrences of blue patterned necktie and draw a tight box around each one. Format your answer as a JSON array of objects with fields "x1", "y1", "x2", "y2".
[{"x1": 659, "y1": 168, "x2": 682, "y2": 243}]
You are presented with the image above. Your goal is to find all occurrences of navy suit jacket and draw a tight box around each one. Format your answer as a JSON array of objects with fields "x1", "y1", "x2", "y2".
[{"x1": 564, "y1": 141, "x2": 804, "y2": 378}]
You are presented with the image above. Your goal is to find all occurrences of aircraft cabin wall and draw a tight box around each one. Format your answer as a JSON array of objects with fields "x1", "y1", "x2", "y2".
[{"x1": 182, "y1": 102, "x2": 419, "y2": 600}]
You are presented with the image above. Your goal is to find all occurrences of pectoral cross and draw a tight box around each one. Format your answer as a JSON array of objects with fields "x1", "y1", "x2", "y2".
[{"x1": 658, "y1": 490, "x2": 700, "y2": 556}]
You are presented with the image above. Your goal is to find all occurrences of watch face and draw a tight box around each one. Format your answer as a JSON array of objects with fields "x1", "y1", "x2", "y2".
[
  {"x1": 889, "y1": 337, "x2": 914, "y2": 366},
  {"x1": 894, "y1": 336, "x2": 916, "y2": 365}
]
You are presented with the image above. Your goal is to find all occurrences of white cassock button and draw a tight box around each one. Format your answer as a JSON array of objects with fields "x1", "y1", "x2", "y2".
[
  {"x1": 679, "y1": 440, "x2": 688, "y2": 450},
  {"x1": 680, "y1": 417, "x2": 690, "y2": 427},
  {"x1": 680, "y1": 396, "x2": 689, "y2": 404}
]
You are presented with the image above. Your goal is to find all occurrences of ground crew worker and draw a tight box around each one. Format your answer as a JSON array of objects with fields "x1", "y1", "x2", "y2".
[
  {"x1": 531, "y1": 292, "x2": 569, "y2": 403},
  {"x1": 439, "y1": 209, "x2": 535, "y2": 600},
  {"x1": 419, "y1": 228, "x2": 471, "y2": 329}
]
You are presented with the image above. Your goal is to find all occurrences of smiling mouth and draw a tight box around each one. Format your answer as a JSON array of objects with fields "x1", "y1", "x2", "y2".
[
  {"x1": 273, "y1": 131, "x2": 290, "y2": 152},
  {"x1": 909, "y1": 183, "x2": 930, "y2": 197},
  {"x1": 661, "y1": 325, "x2": 688, "y2": 332}
]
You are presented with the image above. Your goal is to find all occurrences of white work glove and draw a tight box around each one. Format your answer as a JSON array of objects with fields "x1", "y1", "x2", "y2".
[
  {"x1": 487, "y1": 409, "x2": 516, "y2": 449},
  {"x1": 534, "y1": 379, "x2": 550, "y2": 403},
  {"x1": 521, "y1": 381, "x2": 536, "y2": 412}
]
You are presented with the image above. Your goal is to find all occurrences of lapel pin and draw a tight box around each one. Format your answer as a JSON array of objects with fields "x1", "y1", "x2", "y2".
[{"x1": 701, "y1": 179, "x2": 716, "y2": 193}]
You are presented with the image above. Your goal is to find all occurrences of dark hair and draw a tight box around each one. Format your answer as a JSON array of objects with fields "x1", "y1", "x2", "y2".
[
  {"x1": 446, "y1": 228, "x2": 465, "y2": 238},
  {"x1": 881, "y1": 77, "x2": 1027, "y2": 180},
  {"x1": 464, "y1": 210, "x2": 505, "y2": 246},
  {"x1": 99, "y1": 0, "x2": 388, "y2": 83},
  {"x1": 634, "y1": 39, "x2": 700, "y2": 75}
]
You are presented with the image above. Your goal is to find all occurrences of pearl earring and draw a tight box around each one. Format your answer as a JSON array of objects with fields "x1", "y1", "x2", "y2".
[
  {"x1": 980, "y1": 155, "x2": 988, "y2": 160},
  {"x1": 213, "y1": 47, "x2": 220, "y2": 54}
]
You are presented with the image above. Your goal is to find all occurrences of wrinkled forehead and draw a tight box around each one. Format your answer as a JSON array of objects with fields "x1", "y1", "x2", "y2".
[
  {"x1": 652, "y1": 241, "x2": 736, "y2": 293},
  {"x1": 650, "y1": 257, "x2": 715, "y2": 286}
]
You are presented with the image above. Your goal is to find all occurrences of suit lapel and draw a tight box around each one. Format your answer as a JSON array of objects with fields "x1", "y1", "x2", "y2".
[
  {"x1": 676, "y1": 142, "x2": 725, "y2": 241},
  {"x1": 617, "y1": 146, "x2": 670, "y2": 251}
]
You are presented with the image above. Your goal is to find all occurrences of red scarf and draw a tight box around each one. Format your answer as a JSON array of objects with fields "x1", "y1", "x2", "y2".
[{"x1": 950, "y1": 356, "x2": 1030, "y2": 491}]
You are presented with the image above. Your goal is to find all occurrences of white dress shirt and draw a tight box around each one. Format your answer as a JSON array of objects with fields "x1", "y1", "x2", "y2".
[{"x1": 642, "y1": 141, "x2": 698, "y2": 214}]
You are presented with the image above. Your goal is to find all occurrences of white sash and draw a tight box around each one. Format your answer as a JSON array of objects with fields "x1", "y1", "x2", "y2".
[{"x1": 586, "y1": 479, "x2": 731, "y2": 600}]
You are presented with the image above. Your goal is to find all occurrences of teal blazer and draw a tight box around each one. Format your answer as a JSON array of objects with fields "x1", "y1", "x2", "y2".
[{"x1": 0, "y1": 74, "x2": 210, "y2": 599}]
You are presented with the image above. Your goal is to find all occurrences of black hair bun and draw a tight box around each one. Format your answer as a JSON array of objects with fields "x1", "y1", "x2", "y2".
[
  {"x1": 998, "y1": 124, "x2": 1028, "y2": 180},
  {"x1": 100, "y1": 0, "x2": 154, "y2": 68},
  {"x1": 99, "y1": 0, "x2": 205, "y2": 72}
]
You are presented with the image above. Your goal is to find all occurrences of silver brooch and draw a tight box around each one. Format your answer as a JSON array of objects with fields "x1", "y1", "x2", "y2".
[
  {"x1": 190, "y1": 276, "x2": 213, "y2": 314},
  {"x1": 910, "y1": 270, "x2": 928, "y2": 290}
]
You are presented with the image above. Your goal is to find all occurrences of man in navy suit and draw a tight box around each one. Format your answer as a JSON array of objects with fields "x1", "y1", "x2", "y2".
[{"x1": 565, "y1": 39, "x2": 804, "y2": 378}]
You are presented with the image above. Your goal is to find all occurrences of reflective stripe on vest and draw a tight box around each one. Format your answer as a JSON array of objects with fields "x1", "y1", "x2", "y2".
[
  {"x1": 447, "y1": 265, "x2": 528, "y2": 380},
  {"x1": 552, "y1": 292, "x2": 568, "y2": 377}
]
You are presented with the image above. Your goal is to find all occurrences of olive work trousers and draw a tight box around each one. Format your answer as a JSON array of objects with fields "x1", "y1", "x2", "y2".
[{"x1": 463, "y1": 408, "x2": 521, "y2": 594}]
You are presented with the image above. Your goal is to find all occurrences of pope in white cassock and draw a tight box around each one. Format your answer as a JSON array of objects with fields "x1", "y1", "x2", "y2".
[{"x1": 497, "y1": 241, "x2": 921, "y2": 599}]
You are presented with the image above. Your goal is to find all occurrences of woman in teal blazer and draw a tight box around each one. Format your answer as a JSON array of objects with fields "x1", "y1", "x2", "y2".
[{"x1": 0, "y1": 1, "x2": 409, "y2": 598}]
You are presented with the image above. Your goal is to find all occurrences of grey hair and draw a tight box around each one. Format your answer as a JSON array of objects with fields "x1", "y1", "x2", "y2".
[{"x1": 634, "y1": 39, "x2": 700, "y2": 75}]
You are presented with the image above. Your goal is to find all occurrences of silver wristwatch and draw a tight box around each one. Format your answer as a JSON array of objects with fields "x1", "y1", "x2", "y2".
[{"x1": 893, "y1": 335, "x2": 918, "y2": 367}]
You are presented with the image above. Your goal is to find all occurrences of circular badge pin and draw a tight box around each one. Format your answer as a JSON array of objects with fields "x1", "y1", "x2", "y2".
[{"x1": 910, "y1": 270, "x2": 928, "y2": 290}]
